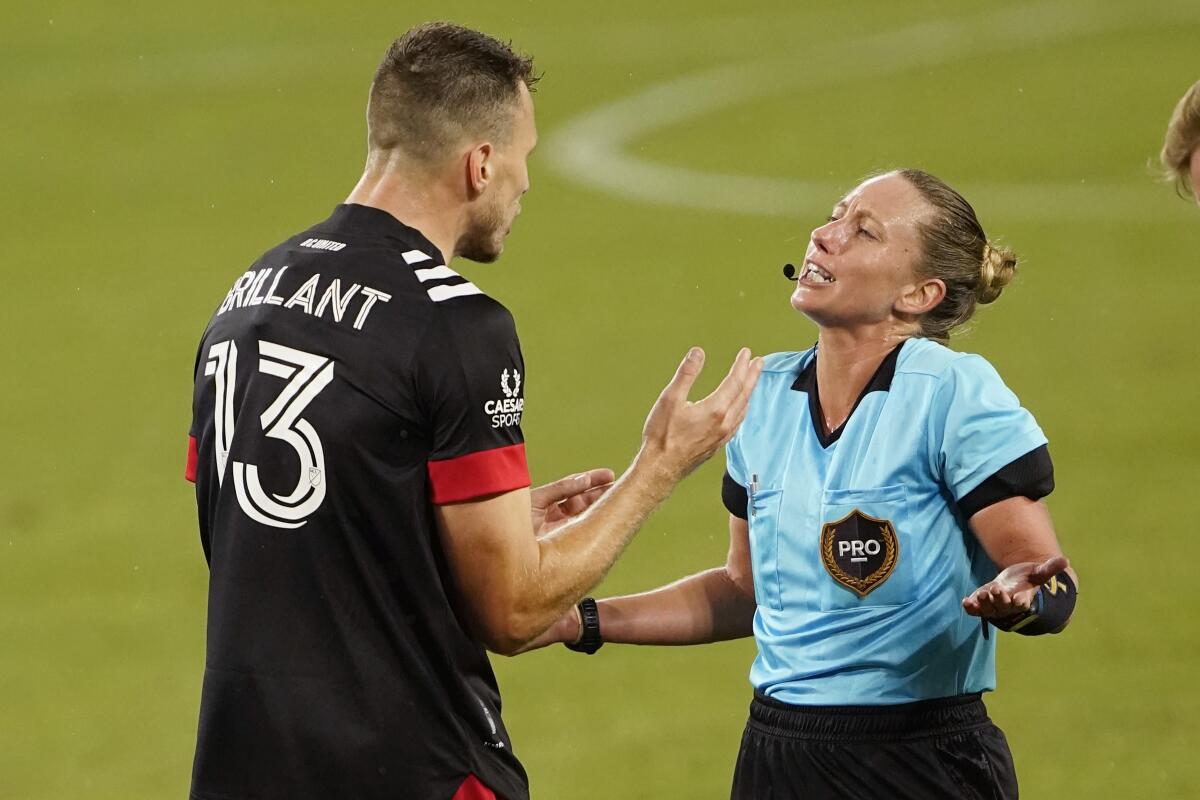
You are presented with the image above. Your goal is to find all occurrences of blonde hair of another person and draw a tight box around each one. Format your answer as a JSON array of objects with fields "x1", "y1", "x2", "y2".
[{"x1": 1160, "y1": 79, "x2": 1200, "y2": 199}]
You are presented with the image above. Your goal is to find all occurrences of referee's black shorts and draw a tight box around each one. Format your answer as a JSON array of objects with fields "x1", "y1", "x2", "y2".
[{"x1": 731, "y1": 692, "x2": 1017, "y2": 800}]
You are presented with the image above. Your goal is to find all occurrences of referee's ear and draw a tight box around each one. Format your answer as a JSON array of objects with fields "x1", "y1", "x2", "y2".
[
  {"x1": 466, "y1": 142, "x2": 494, "y2": 197},
  {"x1": 896, "y1": 278, "x2": 945, "y2": 316}
]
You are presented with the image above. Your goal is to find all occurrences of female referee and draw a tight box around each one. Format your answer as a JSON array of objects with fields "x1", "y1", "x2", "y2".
[{"x1": 524, "y1": 169, "x2": 1078, "y2": 799}]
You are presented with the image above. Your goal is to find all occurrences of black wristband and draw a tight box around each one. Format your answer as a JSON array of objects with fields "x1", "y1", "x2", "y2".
[
  {"x1": 564, "y1": 597, "x2": 603, "y2": 654},
  {"x1": 988, "y1": 571, "x2": 1077, "y2": 636}
]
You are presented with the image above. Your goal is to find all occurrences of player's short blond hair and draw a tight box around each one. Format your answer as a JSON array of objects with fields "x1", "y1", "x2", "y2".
[
  {"x1": 1161, "y1": 79, "x2": 1200, "y2": 198},
  {"x1": 368, "y1": 23, "x2": 538, "y2": 165}
]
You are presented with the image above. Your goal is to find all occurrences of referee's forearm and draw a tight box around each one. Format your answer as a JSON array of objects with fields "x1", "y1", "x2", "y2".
[{"x1": 597, "y1": 568, "x2": 756, "y2": 646}]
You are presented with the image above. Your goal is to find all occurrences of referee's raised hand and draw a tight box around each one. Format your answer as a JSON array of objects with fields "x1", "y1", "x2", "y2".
[{"x1": 641, "y1": 347, "x2": 764, "y2": 479}]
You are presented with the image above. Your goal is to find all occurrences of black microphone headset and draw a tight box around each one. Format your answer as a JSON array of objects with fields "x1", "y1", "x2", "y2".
[{"x1": 782, "y1": 263, "x2": 798, "y2": 281}]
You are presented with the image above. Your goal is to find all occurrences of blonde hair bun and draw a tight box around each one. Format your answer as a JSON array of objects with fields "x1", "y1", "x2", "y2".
[{"x1": 977, "y1": 242, "x2": 1017, "y2": 305}]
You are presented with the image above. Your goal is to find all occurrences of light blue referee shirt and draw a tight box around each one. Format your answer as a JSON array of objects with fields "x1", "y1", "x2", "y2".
[{"x1": 723, "y1": 337, "x2": 1050, "y2": 705}]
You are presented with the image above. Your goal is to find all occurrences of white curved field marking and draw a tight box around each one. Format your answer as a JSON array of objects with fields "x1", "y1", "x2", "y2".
[{"x1": 545, "y1": 1, "x2": 1198, "y2": 221}]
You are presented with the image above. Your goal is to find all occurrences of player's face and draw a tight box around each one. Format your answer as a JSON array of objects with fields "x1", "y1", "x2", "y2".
[
  {"x1": 458, "y1": 83, "x2": 537, "y2": 263},
  {"x1": 790, "y1": 173, "x2": 932, "y2": 329},
  {"x1": 1190, "y1": 146, "x2": 1200, "y2": 206}
]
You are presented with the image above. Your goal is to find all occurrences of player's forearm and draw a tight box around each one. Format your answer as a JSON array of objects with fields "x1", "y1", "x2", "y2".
[
  {"x1": 505, "y1": 454, "x2": 680, "y2": 647},
  {"x1": 598, "y1": 567, "x2": 756, "y2": 645},
  {"x1": 462, "y1": 349, "x2": 761, "y2": 654}
]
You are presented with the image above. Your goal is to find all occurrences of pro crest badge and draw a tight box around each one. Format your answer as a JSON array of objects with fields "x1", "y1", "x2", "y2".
[{"x1": 820, "y1": 509, "x2": 898, "y2": 598}]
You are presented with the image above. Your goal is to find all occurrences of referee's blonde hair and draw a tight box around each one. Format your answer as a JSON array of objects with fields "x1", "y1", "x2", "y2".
[
  {"x1": 1161, "y1": 79, "x2": 1200, "y2": 198},
  {"x1": 894, "y1": 169, "x2": 1017, "y2": 343}
]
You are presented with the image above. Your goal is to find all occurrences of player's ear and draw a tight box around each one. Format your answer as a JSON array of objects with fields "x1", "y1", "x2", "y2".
[
  {"x1": 896, "y1": 277, "x2": 945, "y2": 316},
  {"x1": 466, "y1": 142, "x2": 493, "y2": 197}
]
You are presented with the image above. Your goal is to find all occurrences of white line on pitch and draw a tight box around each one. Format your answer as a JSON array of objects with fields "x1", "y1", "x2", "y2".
[{"x1": 544, "y1": 0, "x2": 1198, "y2": 222}]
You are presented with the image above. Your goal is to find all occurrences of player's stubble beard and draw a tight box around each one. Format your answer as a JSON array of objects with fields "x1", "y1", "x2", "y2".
[{"x1": 457, "y1": 194, "x2": 509, "y2": 264}]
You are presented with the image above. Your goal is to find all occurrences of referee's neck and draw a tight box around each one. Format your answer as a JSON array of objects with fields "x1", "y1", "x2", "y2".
[
  {"x1": 813, "y1": 327, "x2": 909, "y2": 416},
  {"x1": 816, "y1": 325, "x2": 909, "y2": 367}
]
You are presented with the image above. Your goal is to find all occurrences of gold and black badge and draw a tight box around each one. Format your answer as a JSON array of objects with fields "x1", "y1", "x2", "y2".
[{"x1": 820, "y1": 510, "x2": 899, "y2": 598}]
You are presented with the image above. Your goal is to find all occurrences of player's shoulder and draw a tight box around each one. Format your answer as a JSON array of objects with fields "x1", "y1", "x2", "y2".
[
  {"x1": 423, "y1": 274, "x2": 514, "y2": 328},
  {"x1": 289, "y1": 214, "x2": 514, "y2": 331},
  {"x1": 406, "y1": 260, "x2": 517, "y2": 345}
]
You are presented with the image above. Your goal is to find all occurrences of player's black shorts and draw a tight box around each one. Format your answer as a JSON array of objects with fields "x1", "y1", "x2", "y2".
[{"x1": 731, "y1": 692, "x2": 1017, "y2": 800}]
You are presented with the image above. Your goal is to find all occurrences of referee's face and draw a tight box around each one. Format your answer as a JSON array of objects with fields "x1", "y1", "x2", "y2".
[
  {"x1": 459, "y1": 82, "x2": 537, "y2": 263},
  {"x1": 791, "y1": 173, "x2": 931, "y2": 329}
]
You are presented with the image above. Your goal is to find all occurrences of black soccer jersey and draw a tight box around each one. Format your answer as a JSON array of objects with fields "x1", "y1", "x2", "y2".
[{"x1": 185, "y1": 204, "x2": 531, "y2": 800}]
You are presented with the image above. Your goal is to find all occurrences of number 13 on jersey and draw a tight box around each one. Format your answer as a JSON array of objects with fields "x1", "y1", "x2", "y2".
[{"x1": 204, "y1": 339, "x2": 335, "y2": 529}]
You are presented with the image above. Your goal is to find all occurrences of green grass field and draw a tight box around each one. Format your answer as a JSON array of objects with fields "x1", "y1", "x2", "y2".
[{"x1": 3, "y1": 1, "x2": 1199, "y2": 797}]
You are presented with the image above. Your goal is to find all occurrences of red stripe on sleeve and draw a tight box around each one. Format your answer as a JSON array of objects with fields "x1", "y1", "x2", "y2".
[
  {"x1": 428, "y1": 443, "x2": 530, "y2": 504},
  {"x1": 452, "y1": 774, "x2": 497, "y2": 800},
  {"x1": 185, "y1": 435, "x2": 198, "y2": 483}
]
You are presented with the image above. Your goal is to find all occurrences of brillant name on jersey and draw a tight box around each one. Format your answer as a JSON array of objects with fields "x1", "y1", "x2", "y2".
[{"x1": 218, "y1": 264, "x2": 392, "y2": 332}]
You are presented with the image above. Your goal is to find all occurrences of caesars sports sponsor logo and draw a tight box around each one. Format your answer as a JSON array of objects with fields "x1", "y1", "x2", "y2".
[{"x1": 484, "y1": 368, "x2": 524, "y2": 428}]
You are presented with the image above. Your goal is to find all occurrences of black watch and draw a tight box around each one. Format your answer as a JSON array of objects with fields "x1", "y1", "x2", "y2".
[{"x1": 564, "y1": 597, "x2": 603, "y2": 655}]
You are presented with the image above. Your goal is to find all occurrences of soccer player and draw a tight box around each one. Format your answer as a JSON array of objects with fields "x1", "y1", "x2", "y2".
[
  {"x1": 525, "y1": 170, "x2": 1079, "y2": 800},
  {"x1": 1161, "y1": 78, "x2": 1200, "y2": 202},
  {"x1": 184, "y1": 23, "x2": 761, "y2": 800}
]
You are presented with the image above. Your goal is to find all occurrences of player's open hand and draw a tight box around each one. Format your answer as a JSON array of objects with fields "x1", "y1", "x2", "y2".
[
  {"x1": 962, "y1": 555, "x2": 1070, "y2": 618},
  {"x1": 640, "y1": 348, "x2": 763, "y2": 480},
  {"x1": 530, "y1": 468, "x2": 616, "y2": 537}
]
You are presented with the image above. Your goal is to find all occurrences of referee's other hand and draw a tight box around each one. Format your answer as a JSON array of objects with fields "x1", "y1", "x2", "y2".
[
  {"x1": 961, "y1": 554, "x2": 1071, "y2": 618},
  {"x1": 640, "y1": 347, "x2": 763, "y2": 479}
]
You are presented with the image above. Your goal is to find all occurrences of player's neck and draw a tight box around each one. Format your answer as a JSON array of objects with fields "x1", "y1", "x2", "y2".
[
  {"x1": 813, "y1": 325, "x2": 909, "y2": 435},
  {"x1": 345, "y1": 169, "x2": 461, "y2": 265}
]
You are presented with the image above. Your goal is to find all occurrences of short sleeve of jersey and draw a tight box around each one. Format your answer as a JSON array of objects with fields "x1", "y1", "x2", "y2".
[
  {"x1": 928, "y1": 354, "x2": 1048, "y2": 503},
  {"x1": 416, "y1": 300, "x2": 531, "y2": 504},
  {"x1": 722, "y1": 431, "x2": 750, "y2": 519}
]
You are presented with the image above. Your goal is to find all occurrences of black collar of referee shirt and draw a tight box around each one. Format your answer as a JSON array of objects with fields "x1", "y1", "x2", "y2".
[
  {"x1": 326, "y1": 203, "x2": 447, "y2": 265},
  {"x1": 791, "y1": 340, "x2": 905, "y2": 448}
]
